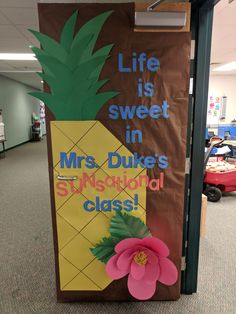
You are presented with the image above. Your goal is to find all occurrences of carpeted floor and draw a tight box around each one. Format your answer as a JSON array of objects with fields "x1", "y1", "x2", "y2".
[{"x1": 0, "y1": 139, "x2": 235, "y2": 314}]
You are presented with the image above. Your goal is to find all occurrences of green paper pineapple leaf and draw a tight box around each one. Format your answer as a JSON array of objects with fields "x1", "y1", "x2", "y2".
[{"x1": 29, "y1": 10, "x2": 119, "y2": 120}]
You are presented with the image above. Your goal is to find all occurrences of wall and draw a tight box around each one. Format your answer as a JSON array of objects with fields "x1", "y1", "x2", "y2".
[
  {"x1": 0, "y1": 75, "x2": 40, "y2": 151},
  {"x1": 208, "y1": 74, "x2": 236, "y2": 125}
]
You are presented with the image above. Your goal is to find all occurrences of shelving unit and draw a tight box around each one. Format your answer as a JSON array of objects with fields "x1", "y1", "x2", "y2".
[{"x1": 206, "y1": 124, "x2": 236, "y2": 139}]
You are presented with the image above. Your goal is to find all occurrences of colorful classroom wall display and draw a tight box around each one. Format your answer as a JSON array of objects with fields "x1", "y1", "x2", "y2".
[{"x1": 31, "y1": 3, "x2": 191, "y2": 301}]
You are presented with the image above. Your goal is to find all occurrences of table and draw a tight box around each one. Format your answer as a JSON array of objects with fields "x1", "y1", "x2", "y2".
[{"x1": 0, "y1": 139, "x2": 6, "y2": 157}]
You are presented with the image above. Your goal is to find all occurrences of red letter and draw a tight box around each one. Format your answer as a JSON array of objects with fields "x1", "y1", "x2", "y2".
[
  {"x1": 56, "y1": 182, "x2": 68, "y2": 197},
  {"x1": 96, "y1": 180, "x2": 105, "y2": 192},
  {"x1": 160, "y1": 172, "x2": 164, "y2": 188},
  {"x1": 149, "y1": 179, "x2": 160, "y2": 191}
]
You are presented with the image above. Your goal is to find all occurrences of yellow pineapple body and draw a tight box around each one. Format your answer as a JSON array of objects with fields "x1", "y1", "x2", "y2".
[{"x1": 51, "y1": 121, "x2": 147, "y2": 291}]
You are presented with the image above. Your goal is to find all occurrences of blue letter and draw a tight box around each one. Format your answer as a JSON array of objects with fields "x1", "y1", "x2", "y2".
[
  {"x1": 150, "y1": 105, "x2": 161, "y2": 119},
  {"x1": 118, "y1": 53, "x2": 131, "y2": 72},
  {"x1": 108, "y1": 152, "x2": 121, "y2": 168},
  {"x1": 162, "y1": 100, "x2": 170, "y2": 118},
  {"x1": 131, "y1": 129, "x2": 142, "y2": 144},
  {"x1": 113, "y1": 200, "x2": 122, "y2": 211},
  {"x1": 138, "y1": 78, "x2": 143, "y2": 97},
  {"x1": 144, "y1": 82, "x2": 154, "y2": 97},
  {"x1": 136, "y1": 105, "x2": 149, "y2": 119},
  {"x1": 147, "y1": 57, "x2": 160, "y2": 72},
  {"x1": 108, "y1": 104, "x2": 119, "y2": 119},
  {"x1": 159, "y1": 156, "x2": 169, "y2": 169},
  {"x1": 144, "y1": 156, "x2": 156, "y2": 168},
  {"x1": 84, "y1": 200, "x2": 95, "y2": 212},
  {"x1": 120, "y1": 106, "x2": 136, "y2": 119},
  {"x1": 138, "y1": 53, "x2": 146, "y2": 72},
  {"x1": 85, "y1": 156, "x2": 97, "y2": 169},
  {"x1": 60, "y1": 152, "x2": 76, "y2": 168},
  {"x1": 123, "y1": 199, "x2": 133, "y2": 211}
]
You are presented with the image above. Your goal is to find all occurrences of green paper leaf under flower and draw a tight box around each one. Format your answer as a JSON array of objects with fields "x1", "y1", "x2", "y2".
[
  {"x1": 90, "y1": 213, "x2": 151, "y2": 264},
  {"x1": 90, "y1": 237, "x2": 120, "y2": 263},
  {"x1": 110, "y1": 212, "x2": 151, "y2": 240}
]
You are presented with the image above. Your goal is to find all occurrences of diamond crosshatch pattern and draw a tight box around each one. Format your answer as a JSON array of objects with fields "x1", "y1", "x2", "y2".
[{"x1": 51, "y1": 121, "x2": 147, "y2": 291}]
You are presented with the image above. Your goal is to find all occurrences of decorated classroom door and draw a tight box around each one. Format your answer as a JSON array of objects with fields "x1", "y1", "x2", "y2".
[{"x1": 31, "y1": 3, "x2": 191, "y2": 301}]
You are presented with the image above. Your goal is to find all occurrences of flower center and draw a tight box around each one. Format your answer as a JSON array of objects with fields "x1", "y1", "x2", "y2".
[{"x1": 133, "y1": 251, "x2": 148, "y2": 266}]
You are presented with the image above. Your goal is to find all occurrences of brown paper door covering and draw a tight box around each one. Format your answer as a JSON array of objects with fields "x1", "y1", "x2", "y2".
[{"x1": 38, "y1": 3, "x2": 191, "y2": 301}]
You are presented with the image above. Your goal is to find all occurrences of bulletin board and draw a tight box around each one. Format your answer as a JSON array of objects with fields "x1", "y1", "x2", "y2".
[{"x1": 32, "y1": 2, "x2": 191, "y2": 301}]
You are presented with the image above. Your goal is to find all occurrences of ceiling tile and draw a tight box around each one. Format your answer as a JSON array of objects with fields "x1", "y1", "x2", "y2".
[
  {"x1": 0, "y1": 0, "x2": 38, "y2": 8},
  {"x1": 211, "y1": 0, "x2": 236, "y2": 65},
  {"x1": 17, "y1": 25, "x2": 40, "y2": 47},
  {"x1": 218, "y1": 49, "x2": 236, "y2": 63},
  {"x1": 0, "y1": 60, "x2": 14, "y2": 70},
  {"x1": 213, "y1": 1, "x2": 236, "y2": 26},
  {"x1": 39, "y1": 0, "x2": 76, "y2": 3},
  {"x1": 1, "y1": 7, "x2": 38, "y2": 26},
  {"x1": 211, "y1": 70, "x2": 236, "y2": 76},
  {"x1": 0, "y1": 38, "x2": 32, "y2": 53},
  {"x1": 214, "y1": 0, "x2": 229, "y2": 15},
  {"x1": 211, "y1": 47, "x2": 236, "y2": 64},
  {"x1": 0, "y1": 25, "x2": 26, "y2": 39},
  {"x1": 6, "y1": 60, "x2": 40, "y2": 70},
  {"x1": 212, "y1": 25, "x2": 236, "y2": 39},
  {"x1": 212, "y1": 35, "x2": 236, "y2": 59},
  {"x1": 0, "y1": 10, "x2": 11, "y2": 24},
  {"x1": 18, "y1": 25, "x2": 39, "y2": 36}
]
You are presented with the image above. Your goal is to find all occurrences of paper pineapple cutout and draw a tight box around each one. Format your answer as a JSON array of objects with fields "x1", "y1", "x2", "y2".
[
  {"x1": 51, "y1": 121, "x2": 147, "y2": 290},
  {"x1": 30, "y1": 11, "x2": 147, "y2": 291}
]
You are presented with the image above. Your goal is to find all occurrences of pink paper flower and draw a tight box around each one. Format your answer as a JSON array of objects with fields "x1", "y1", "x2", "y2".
[{"x1": 106, "y1": 237, "x2": 178, "y2": 300}]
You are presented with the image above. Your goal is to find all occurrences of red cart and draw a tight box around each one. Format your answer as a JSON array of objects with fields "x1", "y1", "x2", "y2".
[
  {"x1": 203, "y1": 138, "x2": 236, "y2": 202},
  {"x1": 204, "y1": 169, "x2": 236, "y2": 202}
]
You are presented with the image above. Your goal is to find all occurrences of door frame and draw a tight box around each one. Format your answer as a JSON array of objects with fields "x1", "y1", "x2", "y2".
[{"x1": 182, "y1": 0, "x2": 220, "y2": 294}]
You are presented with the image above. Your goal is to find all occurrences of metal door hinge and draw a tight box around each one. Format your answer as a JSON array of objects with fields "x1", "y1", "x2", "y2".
[
  {"x1": 189, "y1": 78, "x2": 193, "y2": 94},
  {"x1": 190, "y1": 40, "x2": 195, "y2": 60},
  {"x1": 190, "y1": 136, "x2": 193, "y2": 145},
  {"x1": 181, "y1": 256, "x2": 186, "y2": 271},
  {"x1": 185, "y1": 157, "x2": 191, "y2": 174}
]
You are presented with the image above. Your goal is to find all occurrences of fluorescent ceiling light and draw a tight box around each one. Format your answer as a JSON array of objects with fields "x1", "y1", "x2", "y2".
[
  {"x1": 0, "y1": 53, "x2": 36, "y2": 60},
  {"x1": 0, "y1": 70, "x2": 41, "y2": 73},
  {"x1": 213, "y1": 61, "x2": 236, "y2": 72}
]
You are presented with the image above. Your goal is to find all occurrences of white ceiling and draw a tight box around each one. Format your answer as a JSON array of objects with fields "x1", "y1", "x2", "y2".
[
  {"x1": 0, "y1": 0, "x2": 40, "y2": 89},
  {"x1": 211, "y1": 0, "x2": 236, "y2": 75},
  {"x1": 0, "y1": 0, "x2": 235, "y2": 88}
]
